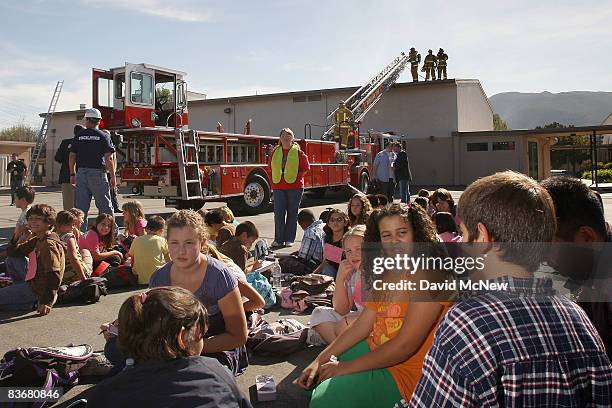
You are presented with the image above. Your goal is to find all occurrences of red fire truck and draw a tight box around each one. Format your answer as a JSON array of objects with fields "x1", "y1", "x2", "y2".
[{"x1": 92, "y1": 56, "x2": 409, "y2": 214}]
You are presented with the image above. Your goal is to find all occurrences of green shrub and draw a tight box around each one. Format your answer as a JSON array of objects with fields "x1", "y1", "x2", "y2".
[
  {"x1": 581, "y1": 169, "x2": 612, "y2": 183},
  {"x1": 603, "y1": 162, "x2": 612, "y2": 170}
]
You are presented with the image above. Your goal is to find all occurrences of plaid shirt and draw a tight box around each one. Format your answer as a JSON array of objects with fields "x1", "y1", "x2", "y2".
[
  {"x1": 409, "y1": 276, "x2": 611, "y2": 408},
  {"x1": 297, "y1": 220, "x2": 324, "y2": 264}
]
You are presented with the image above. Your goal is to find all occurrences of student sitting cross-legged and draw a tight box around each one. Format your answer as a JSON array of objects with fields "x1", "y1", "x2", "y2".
[
  {"x1": 0, "y1": 204, "x2": 65, "y2": 315},
  {"x1": 127, "y1": 215, "x2": 170, "y2": 285},
  {"x1": 89, "y1": 287, "x2": 252, "y2": 408},
  {"x1": 408, "y1": 171, "x2": 611, "y2": 407}
]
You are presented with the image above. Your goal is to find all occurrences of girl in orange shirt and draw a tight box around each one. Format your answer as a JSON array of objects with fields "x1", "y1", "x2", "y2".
[{"x1": 296, "y1": 203, "x2": 454, "y2": 408}]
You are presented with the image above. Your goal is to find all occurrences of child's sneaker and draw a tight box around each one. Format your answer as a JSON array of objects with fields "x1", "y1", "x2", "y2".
[{"x1": 79, "y1": 353, "x2": 113, "y2": 377}]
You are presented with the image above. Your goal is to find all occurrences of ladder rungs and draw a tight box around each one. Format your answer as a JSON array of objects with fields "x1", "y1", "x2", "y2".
[
  {"x1": 185, "y1": 180, "x2": 201, "y2": 184},
  {"x1": 183, "y1": 143, "x2": 196, "y2": 148}
]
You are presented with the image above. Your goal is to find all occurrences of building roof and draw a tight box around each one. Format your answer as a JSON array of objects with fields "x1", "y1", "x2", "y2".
[
  {"x1": 454, "y1": 124, "x2": 612, "y2": 138},
  {"x1": 190, "y1": 79, "x2": 479, "y2": 104},
  {"x1": 0, "y1": 140, "x2": 36, "y2": 147}
]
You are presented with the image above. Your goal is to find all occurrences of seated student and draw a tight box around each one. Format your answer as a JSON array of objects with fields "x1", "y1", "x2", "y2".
[
  {"x1": 121, "y1": 200, "x2": 147, "y2": 239},
  {"x1": 416, "y1": 189, "x2": 430, "y2": 198},
  {"x1": 0, "y1": 204, "x2": 65, "y2": 315},
  {"x1": 296, "y1": 203, "x2": 452, "y2": 407},
  {"x1": 208, "y1": 244, "x2": 265, "y2": 313},
  {"x1": 127, "y1": 215, "x2": 170, "y2": 286},
  {"x1": 89, "y1": 287, "x2": 252, "y2": 408},
  {"x1": 310, "y1": 225, "x2": 367, "y2": 345},
  {"x1": 67, "y1": 207, "x2": 85, "y2": 239},
  {"x1": 409, "y1": 171, "x2": 611, "y2": 407},
  {"x1": 78, "y1": 214, "x2": 123, "y2": 270},
  {"x1": 55, "y1": 210, "x2": 93, "y2": 283},
  {"x1": 413, "y1": 197, "x2": 428, "y2": 212},
  {"x1": 541, "y1": 176, "x2": 612, "y2": 360},
  {"x1": 430, "y1": 188, "x2": 460, "y2": 225},
  {"x1": 205, "y1": 209, "x2": 236, "y2": 247},
  {"x1": 313, "y1": 209, "x2": 350, "y2": 278},
  {"x1": 347, "y1": 194, "x2": 372, "y2": 227},
  {"x1": 375, "y1": 193, "x2": 388, "y2": 209},
  {"x1": 278, "y1": 209, "x2": 325, "y2": 276},
  {"x1": 2, "y1": 186, "x2": 35, "y2": 281},
  {"x1": 365, "y1": 194, "x2": 379, "y2": 210},
  {"x1": 150, "y1": 210, "x2": 248, "y2": 375},
  {"x1": 220, "y1": 221, "x2": 262, "y2": 273},
  {"x1": 433, "y1": 212, "x2": 459, "y2": 243},
  {"x1": 219, "y1": 206, "x2": 240, "y2": 227}
]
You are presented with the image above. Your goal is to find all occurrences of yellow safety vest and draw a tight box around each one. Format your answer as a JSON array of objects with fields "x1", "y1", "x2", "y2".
[{"x1": 271, "y1": 143, "x2": 299, "y2": 184}]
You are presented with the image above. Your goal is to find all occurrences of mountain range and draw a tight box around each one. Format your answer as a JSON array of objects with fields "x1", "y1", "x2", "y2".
[{"x1": 488, "y1": 91, "x2": 612, "y2": 130}]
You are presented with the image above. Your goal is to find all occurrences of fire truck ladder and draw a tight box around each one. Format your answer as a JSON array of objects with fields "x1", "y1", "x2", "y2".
[
  {"x1": 175, "y1": 129, "x2": 203, "y2": 200},
  {"x1": 323, "y1": 53, "x2": 409, "y2": 139},
  {"x1": 27, "y1": 80, "x2": 63, "y2": 184}
]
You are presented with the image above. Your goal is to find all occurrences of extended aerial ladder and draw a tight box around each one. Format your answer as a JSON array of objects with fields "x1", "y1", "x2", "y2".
[
  {"x1": 27, "y1": 80, "x2": 63, "y2": 184},
  {"x1": 323, "y1": 53, "x2": 410, "y2": 145}
]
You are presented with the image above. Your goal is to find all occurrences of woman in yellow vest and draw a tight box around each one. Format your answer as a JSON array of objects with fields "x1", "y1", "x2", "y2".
[{"x1": 269, "y1": 128, "x2": 310, "y2": 248}]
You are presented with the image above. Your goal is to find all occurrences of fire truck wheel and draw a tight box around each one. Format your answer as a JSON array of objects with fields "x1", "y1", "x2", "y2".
[
  {"x1": 359, "y1": 172, "x2": 370, "y2": 193},
  {"x1": 241, "y1": 175, "x2": 271, "y2": 215}
]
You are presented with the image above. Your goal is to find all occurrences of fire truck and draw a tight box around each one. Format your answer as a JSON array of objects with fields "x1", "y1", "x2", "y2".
[{"x1": 92, "y1": 56, "x2": 409, "y2": 214}]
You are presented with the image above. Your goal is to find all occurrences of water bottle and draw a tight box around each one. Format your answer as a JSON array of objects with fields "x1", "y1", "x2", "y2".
[
  {"x1": 124, "y1": 358, "x2": 134, "y2": 371},
  {"x1": 271, "y1": 259, "x2": 282, "y2": 288}
]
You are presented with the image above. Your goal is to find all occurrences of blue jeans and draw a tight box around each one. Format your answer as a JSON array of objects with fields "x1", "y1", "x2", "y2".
[
  {"x1": 10, "y1": 177, "x2": 24, "y2": 204},
  {"x1": 398, "y1": 180, "x2": 410, "y2": 203},
  {"x1": 6, "y1": 256, "x2": 28, "y2": 282},
  {"x1": 273, "y1": 188, "x2": 303, "y2": 244},
  {"x1": 0, "y1": 282, "x2": 37, "y2": 311},
  {"x1": 75, "y1": 168, "x2": 114, "y2": 233}
]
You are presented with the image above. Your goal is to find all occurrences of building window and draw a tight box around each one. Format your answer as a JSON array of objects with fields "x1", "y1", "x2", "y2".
[
  {"x1": 492, "y1": 141, "x2": 515, "y2": 151},
  {"x1": 466, "y1": 142, "x2": 488, "y2": 151},
  {"x1": 293, "y1": 94, "x2": 321, "y2": 103}
]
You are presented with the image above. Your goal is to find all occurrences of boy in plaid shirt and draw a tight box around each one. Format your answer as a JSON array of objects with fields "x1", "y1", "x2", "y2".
[{"x1": 409, "y1": 171, "x2": 611, "y2": 407}]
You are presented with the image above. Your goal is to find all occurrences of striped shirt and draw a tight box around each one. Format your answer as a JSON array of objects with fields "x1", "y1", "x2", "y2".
[{"x1": 408, "y1": 276, "x2": 611, "y2": 408}]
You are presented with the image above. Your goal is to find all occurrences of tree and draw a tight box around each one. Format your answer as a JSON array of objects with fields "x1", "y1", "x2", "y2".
[
  {"x1": 0, "y1": 122, "x2": 37, "y2": 142},
  {"x1": 493, "y1": 113, "x2": 510, "y2": 131}
]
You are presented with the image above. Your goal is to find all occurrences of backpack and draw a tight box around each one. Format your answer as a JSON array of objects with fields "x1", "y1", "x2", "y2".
[
  {"x1": 57, "y1": 277, "x2": 108, "y2": 305},
  {"x1": 290, "y1": 274, "x2": 335, "y2": 296},
  {"x1": 102, "y1": 265, "x2": 138, "y2": 289},
  {"x1": 247, "y1": 318, "x2": 309, "y2": 356},
  {"x1": 247, "y1": 271, "x2": 276, "y2": 309},
  {"x1": 0, "y1": 344, "x2": 93, "y2": 407}
]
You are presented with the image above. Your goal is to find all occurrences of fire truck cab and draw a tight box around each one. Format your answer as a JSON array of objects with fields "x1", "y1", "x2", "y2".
[{"x1": 92, "y1": 63, "x2": 188, "y2": 130}]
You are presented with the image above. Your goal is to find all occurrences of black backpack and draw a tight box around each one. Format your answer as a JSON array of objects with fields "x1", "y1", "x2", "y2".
[
  {"x1": 0, "y1": 345, "x2": 93, "y2": 407},
  {"x1": 57, "y1": 277, "x2": 108, "y2": 305}
]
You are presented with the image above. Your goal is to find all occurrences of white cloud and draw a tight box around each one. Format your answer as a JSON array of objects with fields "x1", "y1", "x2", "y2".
[
  {"x1": 0, "y1": 43, "x2": 89, "y2": 129},
  {"x1": 78, "y1": 0, "x2": 211, "y2": 22}
]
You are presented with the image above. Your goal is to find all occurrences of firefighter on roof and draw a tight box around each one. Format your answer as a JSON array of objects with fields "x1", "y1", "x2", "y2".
[
  {"x1": 437, "y1": 48, "x2": 448, "y2": 80},
  {"x1": 334, "y1": 101, "x2": 353, "y2": 149},
  {"x1": 422, "y1": 49, "x2": 437, "y2": 81},
  {"x1": 408, "y1": 48, "x2": 421, "y2": 82}
]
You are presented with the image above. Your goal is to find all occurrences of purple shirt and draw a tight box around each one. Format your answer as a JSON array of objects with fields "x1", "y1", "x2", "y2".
[{"x1": 149, "y1": 256, "x2": 237, "y2": 316}]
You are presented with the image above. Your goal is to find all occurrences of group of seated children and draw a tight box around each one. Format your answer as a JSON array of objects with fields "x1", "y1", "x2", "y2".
[
  {"x1": 294, "y1": 172, "x2": 611, "y2": 407},
  {"x1": 2, "y1": 171, "x2": 610, "y2": 407}
]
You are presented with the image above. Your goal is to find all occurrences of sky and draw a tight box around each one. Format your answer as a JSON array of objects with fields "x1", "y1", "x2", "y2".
[{"x1": 1, "y1": 0, "x2": 611, "y2": 129}]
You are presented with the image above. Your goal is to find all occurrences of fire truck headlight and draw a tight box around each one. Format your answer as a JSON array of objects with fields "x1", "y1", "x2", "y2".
[{"x1": 131, "y1": 118, "x2": 142, "y2": 128}]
